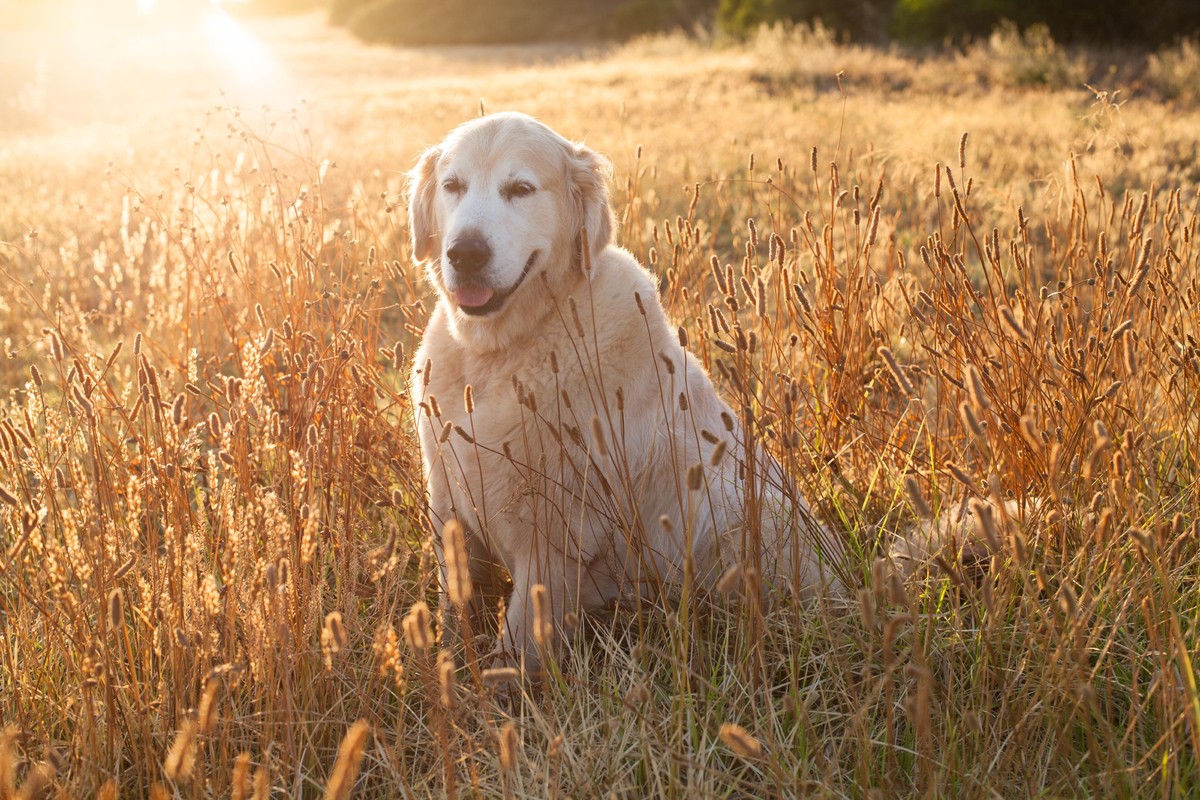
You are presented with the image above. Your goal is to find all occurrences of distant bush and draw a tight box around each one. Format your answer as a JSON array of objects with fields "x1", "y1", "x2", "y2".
[
  {"x1": 1147, "y1": 38, "x2": 1200, "y2": 104},
  {"x1": 614, "y1": 0, "x2": 707, "y2": 39},
  {"x1": 718, "y1": 0, "x2": 896, "y2": 42},
  {"x1": 333, "y1": 0, "x2": 714, "y2": 44},
  {"x1": 890, "y1": 0, "x2": 1200, "y2": 45},
  {"x1": 889, "y1": 0, "x2": 1022, "y2": 44},
  {"x1": 718, "y1": 0, "x2": 1200, "y2": 45},
  {"x1": 966, "y1": 21, "x2": 1089, "y2": 89},
  {"x1": 335, "y1": 0, "x2": 1200, "y2": 47},
  {"x1": 343, "y1": 0, "x2": 579, "y2": 45}
]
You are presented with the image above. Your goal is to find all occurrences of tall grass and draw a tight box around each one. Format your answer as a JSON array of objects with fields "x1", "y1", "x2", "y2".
[{"x1": 2, "y1": 25, "x2": 1200, "y2": 798}]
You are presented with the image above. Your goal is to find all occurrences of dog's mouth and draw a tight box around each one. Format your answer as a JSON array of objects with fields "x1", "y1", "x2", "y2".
[{"x1": 452, "y1": 251, "x2": 538, "y2": 317}]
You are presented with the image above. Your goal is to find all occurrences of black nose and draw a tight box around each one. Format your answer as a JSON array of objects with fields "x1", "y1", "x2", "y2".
[{"x1": 446, "y1": 237, "x2": 491, "y2": 274}]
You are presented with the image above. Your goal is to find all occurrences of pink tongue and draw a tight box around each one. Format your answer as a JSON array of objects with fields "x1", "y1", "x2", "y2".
[{"x1": 454, "y1": 285, "x2": 495, "y2": 308}]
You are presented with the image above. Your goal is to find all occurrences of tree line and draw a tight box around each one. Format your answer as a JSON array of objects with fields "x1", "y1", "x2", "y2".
[{"x1": 316, "y1": 0, "x2": 1200, "y2": 47}]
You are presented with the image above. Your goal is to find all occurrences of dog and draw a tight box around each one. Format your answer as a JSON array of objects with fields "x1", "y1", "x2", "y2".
[{"x1": 408, "y1": 112, "x2": 844, "y2": 671}]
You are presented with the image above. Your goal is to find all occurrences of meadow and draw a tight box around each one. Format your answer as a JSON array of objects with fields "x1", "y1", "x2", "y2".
[{"x1": 2, "y1": 10, "x2": 1200, "y2": 797}]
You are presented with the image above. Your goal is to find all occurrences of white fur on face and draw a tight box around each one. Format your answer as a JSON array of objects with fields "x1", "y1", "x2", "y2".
[
  {"x1": 429, "y1": 120, "x2": 573, "y2": 313},
  {"x1": 408, "y1": 113, "x2": 615, "y2": 350}
]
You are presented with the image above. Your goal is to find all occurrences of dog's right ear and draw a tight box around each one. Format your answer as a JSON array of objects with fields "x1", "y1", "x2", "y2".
[{"x1": 408, "y1": 145, "x2": 441, "y2": 263}]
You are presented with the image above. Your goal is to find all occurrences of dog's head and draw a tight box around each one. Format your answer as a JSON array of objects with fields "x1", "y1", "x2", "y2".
[{"x1": 408, "y1": 112, "x2": 614, "y2": 342}]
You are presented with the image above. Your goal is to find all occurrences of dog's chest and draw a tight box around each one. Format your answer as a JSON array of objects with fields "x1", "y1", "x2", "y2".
[{"x1": 423, "y1": 344, "x2": 587, "y2": 456}]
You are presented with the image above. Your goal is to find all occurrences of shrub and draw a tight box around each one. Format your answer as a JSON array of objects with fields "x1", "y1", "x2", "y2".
[
  {"x1": 342, "y1": 0, "x2": 671, "y2": 45},
  {"x1": 613, "y1": 0, "x2": 714, "y2": 39},
  {"x1": 890, "y1": 0, "x2": 1031, "y2": 43},
  {"x1": 963, "y1": 21, "x2": 1089, "y2": 89},
  {"x1": 718, "y1": 0, "x2": 896, "y2": 42},
  {"x1": 1147, "y1": 38, "x2": 1200, "y2": 105},
  {"x1": 891, "y1": 0, "x2": 1200, "y2": 45}
]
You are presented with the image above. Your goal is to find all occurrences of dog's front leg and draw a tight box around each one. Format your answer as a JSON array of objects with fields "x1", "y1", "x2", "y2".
[
  {"x1": 434, "y1": 519, "x2": 509, "y2": 652},
  {"x1": 495, "y1": 522, "x2": 622, "y2": 677},
  {"x1": 496, "y1": 556, "x2": 567, "y2": 676}
]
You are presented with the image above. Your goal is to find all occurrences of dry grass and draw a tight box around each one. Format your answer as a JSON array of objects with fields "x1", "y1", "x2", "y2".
[{"x1": 2, "y1": 12, "x2": 1200, "y2": 798}]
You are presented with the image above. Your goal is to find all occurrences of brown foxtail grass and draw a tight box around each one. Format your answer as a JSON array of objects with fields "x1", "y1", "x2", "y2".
[
  {"x1": 1, "y1": 29, "x2": 1200, "y2": 797},
  {"x1": 442, "y1": 519, "x2": 472, "y2": 609},
  {"x1": 229, "y1": 753, "x2": 252, "y2": 800},
  {"x1": 323, "y1": 720, "x2": 371, "y2": 800},
  {"x1": 162, "y1": 720, "x2": 197, "y2": 783},
  {"x1": 718, "y1": 723, "x2": 762, "y2": 760}
]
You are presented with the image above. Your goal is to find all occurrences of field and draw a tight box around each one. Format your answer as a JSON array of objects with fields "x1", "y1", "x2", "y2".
[{"x1": 2, "y1": 9, "x2": 1200, "y2": 797}]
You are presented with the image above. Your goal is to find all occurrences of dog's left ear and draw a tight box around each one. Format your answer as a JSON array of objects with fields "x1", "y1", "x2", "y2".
[
  {"x1": 408, "y1": 145, "x2": 442, "y2": 263},
  {"x1": 568, "y1": 143, "x2": 615, "y2": 272}
]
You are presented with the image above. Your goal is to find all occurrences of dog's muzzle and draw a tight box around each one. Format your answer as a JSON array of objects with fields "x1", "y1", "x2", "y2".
[{"x1": 452, "y1": 251, "x2": 538, "y2": 317}]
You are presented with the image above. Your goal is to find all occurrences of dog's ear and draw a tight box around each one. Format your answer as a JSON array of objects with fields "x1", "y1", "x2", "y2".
[
  {"x1": 408, "y1": 145, "x2": 442, "y2": 263},
  {"x1": 569, "y1": 143, "x2": 615, "y2": 272}
]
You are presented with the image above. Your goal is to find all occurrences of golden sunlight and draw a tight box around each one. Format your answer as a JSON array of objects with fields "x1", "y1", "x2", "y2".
[
  {"x1": 0, "y1": 0, "x2": 290, "y2": 128},
  {"x1": 203, "y1": 8, "x2": 279, "y2": 85}
]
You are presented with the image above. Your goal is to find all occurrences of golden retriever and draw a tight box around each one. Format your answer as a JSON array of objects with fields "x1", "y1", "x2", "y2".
[{"x1": 408, "y1": 112, "x2": 843, "y2": 671}]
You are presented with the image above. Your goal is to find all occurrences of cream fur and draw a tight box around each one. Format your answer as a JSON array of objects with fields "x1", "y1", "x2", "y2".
[{"x1": 408, "y1": 113, "x2": 841, "y2": 671}]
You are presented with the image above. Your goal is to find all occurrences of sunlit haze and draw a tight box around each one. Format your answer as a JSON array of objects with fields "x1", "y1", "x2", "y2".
[{"x1": 1, "y1": 0, "x2": 289, "y2": 133}]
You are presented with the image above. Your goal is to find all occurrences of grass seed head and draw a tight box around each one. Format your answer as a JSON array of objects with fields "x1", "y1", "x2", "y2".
[
  {"x1": 438, "y1": 650, "x2": 456, "y2": 709},
  {"x1": 1122, "y1": 332, "x2": 1138, "y2": 375},
  {"x1": 531, "y1": 584, "x2": 553, "y2": 649},
  {"x1": 499, "y1": 722, "x2": 518, "y2": 771},
  {"x1": 198, "y1": 680, "x2": 221, "y2": 734},
  {"x1": 163, "y1": 720, "x2": 197, "y2": 783},
  {"x1": 443, "y1": 519, "x2": 472, "y2": 608},
  {"x1": 590, "y1": 415, "x2": 609, "y2": 458},
  {"x1": 47, "y1": 330, "x2": 64, "y2": 361},
  {"x1": 402, "y1": 601, "x2": 432, "y2": 653},
  {"x1": 966, "y1": 364, "x2": 991, "y2": 410},
  {"x1": 108, "y1": 588, "x2": 124, "y2": 632},
  {"x1": 969, "y1": 498, "x2": 1001, "y2": 551},
  {"x1": 709, "y1": 439, "x2": 727, "y2": 467},
  {"x1": 230, "y1": 753, "x2": 252, "y2": 800},
  {"x1": 253, "y1": 764, "x2": 271, "y2": 800},
  {"x1": 998, "y1": 305, "x2": 1029, "y2": 341},
  {"x1": 324, "y1": 611, "x2": 348, "y2": 651},
  {"x1": 323, "y1": 720, "x2": 370, "y2": 800},
  {"x1": 959, "y1": 401, "x2": 985, "y2": 439},
  {"x1": 904, "y1": 474, "x2": 932, "y2": 517},
  {"x1": 877, "y1": 346, "x2": 913, "y2": 396},
  {"x1": 482, "y1": 667, "x2": 521, "y2": 687},
  {"x1": 947, "y1": 462, "x2": 976, "y2": 490},
  {"x1": 715, "y1": 562, "x2": 744, "y2": 596},
  {"x1": 719, "y1": 723, "x2": 762, "y2": 760}
]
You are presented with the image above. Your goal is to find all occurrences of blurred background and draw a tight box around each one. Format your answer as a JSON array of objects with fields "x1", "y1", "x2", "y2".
[
  {"x1": 3, "y1": 3, "x2": 1200, "y2": 797},
  {"x1": 5, "y1": 0, "x2": 1200, "y2": 46},
  {"x1": 4, "y1": 0, "x2": 1199, "y2": 144}
]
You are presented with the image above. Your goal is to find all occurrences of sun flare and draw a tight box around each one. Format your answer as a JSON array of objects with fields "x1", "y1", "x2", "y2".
[{"x1": 203, "y1": 8, "x2": 277, "y2": 83}]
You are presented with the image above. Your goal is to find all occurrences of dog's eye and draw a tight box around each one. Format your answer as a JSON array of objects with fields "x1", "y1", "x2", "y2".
[
  {"x1": 442, "y1": 177, "x2": 465, "y2": 195},
  {"x1": 502, "y1": 181, "x2": 536, "y2": 200}
]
